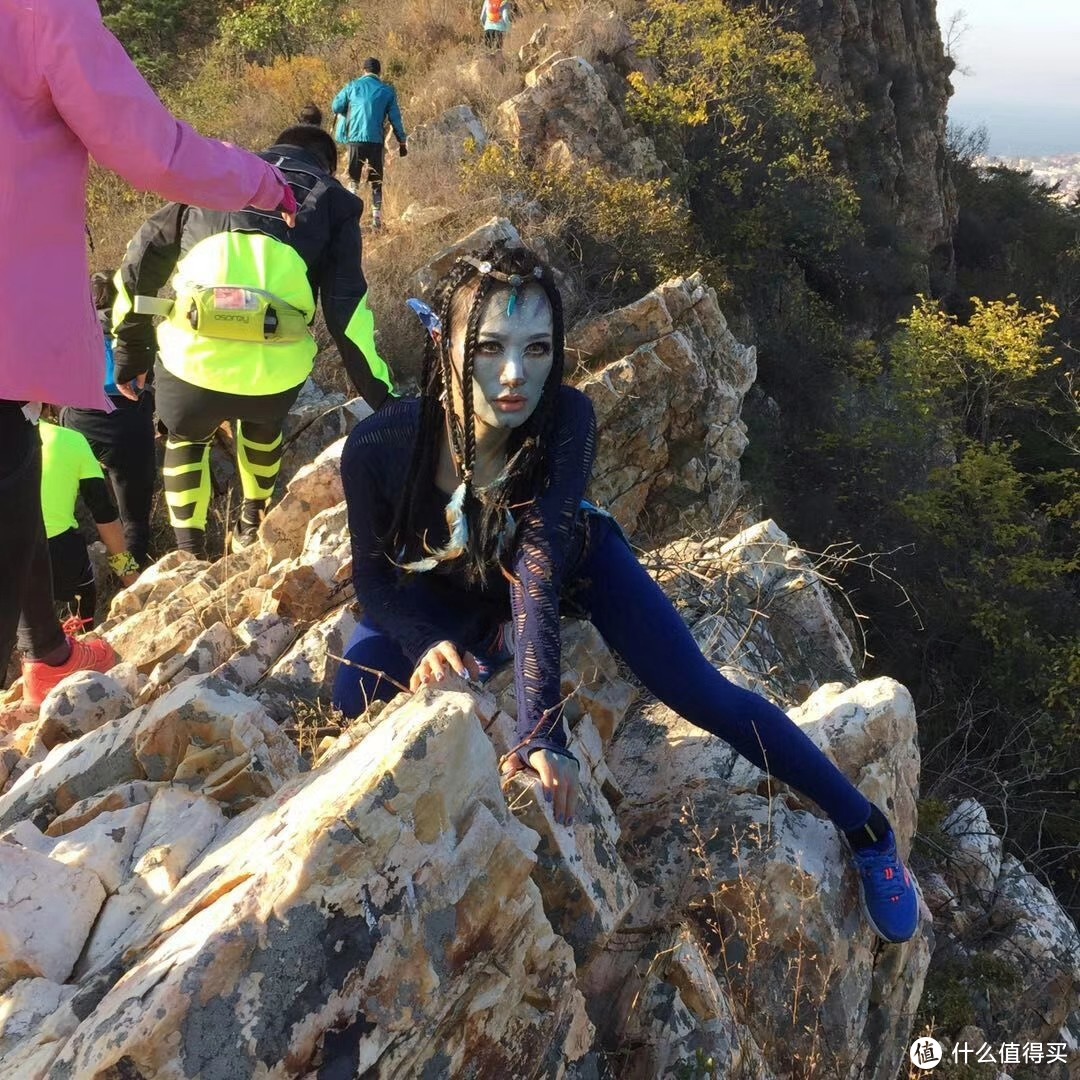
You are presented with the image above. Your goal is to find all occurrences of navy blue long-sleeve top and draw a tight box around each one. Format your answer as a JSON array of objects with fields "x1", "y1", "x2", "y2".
[{"x1": 341, "y1": 384, "x2": 598, "y2": 760}]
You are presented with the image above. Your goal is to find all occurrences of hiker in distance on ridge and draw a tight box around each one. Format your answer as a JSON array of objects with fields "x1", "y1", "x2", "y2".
[
  {"x1": 482, "y1": 0, "x2": 515, "y2": 49},
  {"x1": 332, "y1": 58, "x2": 408, "y2": 233}
]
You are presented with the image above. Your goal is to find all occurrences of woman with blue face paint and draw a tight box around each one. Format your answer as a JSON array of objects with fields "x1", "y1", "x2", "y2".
[{"x1": 334, "y1": 244, "x2": 920, "y2": 944}]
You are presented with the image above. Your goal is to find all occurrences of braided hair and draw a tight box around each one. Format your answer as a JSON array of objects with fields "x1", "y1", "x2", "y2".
[{"x1": 389, "y1": 243, "x2": 565, "y2": 585}]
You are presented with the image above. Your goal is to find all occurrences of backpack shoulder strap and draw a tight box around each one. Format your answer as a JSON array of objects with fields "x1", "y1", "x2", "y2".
[{"x1": 264, "y1": 156, "x2": 330, "y2": 216}]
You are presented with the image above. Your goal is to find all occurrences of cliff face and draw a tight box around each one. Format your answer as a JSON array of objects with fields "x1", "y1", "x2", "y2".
[{"x1": 789, "y1": 0, "x2": 957, "y2": 294}]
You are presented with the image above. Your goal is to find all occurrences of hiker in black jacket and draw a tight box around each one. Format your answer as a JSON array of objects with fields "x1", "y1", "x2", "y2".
[{"x1": 113, "y1": 124, "x2": 394, "y2": 558}]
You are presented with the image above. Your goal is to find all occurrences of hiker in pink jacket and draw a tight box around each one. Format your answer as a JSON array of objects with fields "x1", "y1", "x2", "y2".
[{"x1": 0, "y1": 0, "x2": 298, "y2": 706}]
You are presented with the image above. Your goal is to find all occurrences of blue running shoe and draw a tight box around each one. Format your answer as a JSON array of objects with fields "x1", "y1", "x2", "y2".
[{"x1": 850, "y1": 829, "x2": 919, "y2": 943}]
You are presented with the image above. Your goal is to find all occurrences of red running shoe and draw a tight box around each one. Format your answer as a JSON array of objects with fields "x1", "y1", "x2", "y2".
[{"x1": 21, "y1": 635, "x2": 118, "y2": 709}]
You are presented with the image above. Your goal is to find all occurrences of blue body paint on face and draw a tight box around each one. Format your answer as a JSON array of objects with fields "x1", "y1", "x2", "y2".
[{"x1": 451, "y1": 284, "x2": 554, "y2": 431}]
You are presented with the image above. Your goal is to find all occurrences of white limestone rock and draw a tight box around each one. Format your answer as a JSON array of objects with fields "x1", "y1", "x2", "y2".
[
  {"x1": 260, "y1": 437, "x2": 350, "y2": 566},
  {"x1": 0, "y1": 977, "x2": 79, "y2": 1078},
  {"x1": 134, "y1": 675, "x2": 301, "y2": 811},
  {"x1": 256, "y1": 604, "x2": 360, "y2": 722},
  {"x1": 0, "y1": 845, "x2": 105, "y2": 988},
  {"x1": 35, "y1": 671, "x2": 134, "y2": 749},
  {"x1": 940, "y1": 798, "x2": 1003, "y2": 899},
  {"x1": 3, "y1": 801, "x2": 149, "y2": 895},
  {"x1": 53, "y1": 688, "x2": 591, "y2": 1078}
]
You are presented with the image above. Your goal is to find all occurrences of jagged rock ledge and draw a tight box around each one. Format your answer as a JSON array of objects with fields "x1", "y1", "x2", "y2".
[{"x1": 0, "y1": 268, "x2": 1075, "y2": 1076}]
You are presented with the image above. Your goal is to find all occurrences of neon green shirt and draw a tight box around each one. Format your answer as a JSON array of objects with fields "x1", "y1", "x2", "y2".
[{"x1": 39, "y1": 421, "x2": 104, "y2": 539}]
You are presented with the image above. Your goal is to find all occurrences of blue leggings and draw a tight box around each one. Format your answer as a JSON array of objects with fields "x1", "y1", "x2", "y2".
[{"x1": 333, "y1": 519, "x2": 873, "y2": 833}]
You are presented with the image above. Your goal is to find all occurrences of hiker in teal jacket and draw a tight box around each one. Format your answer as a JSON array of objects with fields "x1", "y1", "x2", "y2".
[
  {"x1": 482, "y1": 0, "x2": 513, "y2": 49},
  {"x1": 331, "y1": 59, "x2": 408, "y2": 231}
]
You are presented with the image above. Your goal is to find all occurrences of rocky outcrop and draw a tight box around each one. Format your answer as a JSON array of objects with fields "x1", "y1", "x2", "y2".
[
  {"x1": 570, "y1": 274, "x2": 756, "y2": 537},
  {"x1": 0, "y1": 261, "x2": 1071, "y2": 1079},
  {"x1": 0, "y1": 977, "x2": 80, "y2": 1076},
  {"x1": 589, "y1": 519, "x2": 862, "y2": 711},
  {"x1": 497, "y1": 56, "x2": 662, "y2": 179},
  {"x1": 507, "y1": 3, "x2": 956, "y2": 296},
  {"x1": 49, "y1": 690, "x2": 594, "y2": 1079},
  {"x1": 940, "y1": 797, "x2": 1003, "y2": 899},
  {"x1": 918, "y1": 798, "x2": 1080, "y2": 1080},
  {"x1": 0, "y1": 674, "x2": 300, "y2": 831},
  {"x1": 0, "y1": 620, "x2": 934, "y2": 1079},
  {"x1": 789, "y1": 0, "x2": 958, "y2": 290},
  {"x1": 36, "y1": 670, "x2": 133, "y2": 749},
  {"x1": 411, "y1": 104, "x2": 488, "y2": 159},
  {"x1": 0, "y1": 845, "x2": 105, "y2": 989},
  {"x1": 0, "y1": 433, "x2": 950, "y2": 1080},
  {"x1": 413, "y1": 215, "x2": 525, "y2": 296},
  {"x1": 595, "y1": 675, "x2": 929, "y2": 1080}
]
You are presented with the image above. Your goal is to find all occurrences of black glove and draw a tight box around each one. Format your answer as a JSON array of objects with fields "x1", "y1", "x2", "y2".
[
  {"x1": 399, "y1": 143, "x2": 408, "y2": 158},
  {"x1": 111, "y1": 341, "x2": 154, "y2": 386}
]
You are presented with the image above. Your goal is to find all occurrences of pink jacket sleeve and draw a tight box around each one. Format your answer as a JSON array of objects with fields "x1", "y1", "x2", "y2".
[{"x1": 36, "y1": 0, "x2": 288, "y2": 212}]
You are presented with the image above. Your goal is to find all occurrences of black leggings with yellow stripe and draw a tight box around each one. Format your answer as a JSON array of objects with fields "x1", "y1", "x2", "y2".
[{"x1": 154, "y1": 364, "x2": 303, "y2": 556}]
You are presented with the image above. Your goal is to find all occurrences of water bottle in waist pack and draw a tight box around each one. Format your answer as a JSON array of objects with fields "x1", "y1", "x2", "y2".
[{"x1": 103, "y1": 334, "x2": 119, "y2": 396}]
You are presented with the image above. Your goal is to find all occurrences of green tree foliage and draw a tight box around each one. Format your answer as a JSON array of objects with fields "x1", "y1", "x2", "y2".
[
  {"x1": 892, "y1": 295, "x2": 1062, "y2": 446},
  {"x1": 625, "y1": 0, "x2": 869, "y2": 469},
  {"x1": 815, "y1": 292, "x2": 1078, "y2": 896},
  {"x1": 626, "y1": 0, "x2": 859, "y2": 278},
  {"x1": 219, "y1": 0, "x2": 360, "y2": 61},
  {"x1": 834, "y1": 296, "x2": 1078, "y2": 704},
  {"x1": 899, "y1": 442, "x2": 1077, "y2": 689},
  {"x1": 100, "y1": 0, "x2": 220, "y2": 83},
  {"x1": 461, "y1": 143, "x2": 693, "y2": 310}
]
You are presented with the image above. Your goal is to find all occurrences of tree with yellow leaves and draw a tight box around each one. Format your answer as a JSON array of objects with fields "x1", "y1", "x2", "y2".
[{"x1": 892, "y1": 295, "x2": 1062, "y2": 447}]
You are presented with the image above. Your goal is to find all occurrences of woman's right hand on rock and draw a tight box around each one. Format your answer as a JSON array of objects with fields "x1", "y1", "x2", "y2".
[{"x1": 410, "y1": 640, "x2": 480, "y2": 692}]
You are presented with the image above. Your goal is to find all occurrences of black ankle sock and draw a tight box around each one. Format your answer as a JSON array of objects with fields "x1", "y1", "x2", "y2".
[
  {"x1": 239, "y1": 499, "x2": 267, "y2": 527},
  {"x1": 175, "y1": 527, "x2": 207, "y2": 560},
  {"x1": 845, "y1": 804, "x2": 891, "y2": 850}
]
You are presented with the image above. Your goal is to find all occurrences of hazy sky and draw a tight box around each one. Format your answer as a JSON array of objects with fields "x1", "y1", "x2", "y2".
[
  {"x1": 937, "y1": 0, "x2": 1080, "y2": 105},
  {"x1": 937, "y1": 0, "x2": 1080, "y2": 153}
]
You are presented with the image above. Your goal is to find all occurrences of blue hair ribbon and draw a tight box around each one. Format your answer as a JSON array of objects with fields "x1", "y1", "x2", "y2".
[{"x1": 407, "y1": 298, "x2": 442, "y2": 338}]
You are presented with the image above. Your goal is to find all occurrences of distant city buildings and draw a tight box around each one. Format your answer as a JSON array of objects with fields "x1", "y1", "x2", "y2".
[{"x1": 975, "y1": 153, "x2": 1080, "y2": 204}]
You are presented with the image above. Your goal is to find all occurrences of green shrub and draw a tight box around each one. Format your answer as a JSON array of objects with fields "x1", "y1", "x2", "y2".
[
  {"x1": 461, "y1": 143, "x2": 695, "y2": 310},
  {"x1": 917, "y1": 961, "x2": 978, "y2": 1033},
  {"x1": 916, "y1": 951, "x2": 1023, "y2": 1041},
  {"x1": 100, "y1": 0, "x2": 219, "y2": 84},
  {"x1": 219, "y1": 0, "x2": 361, "y2": 61},
  {"x1": 627, "y1": 0, "x2": 859, "y2": 280},
  {"x1": 892, "y1": 295, "x2": 1062, "y2": 448}
]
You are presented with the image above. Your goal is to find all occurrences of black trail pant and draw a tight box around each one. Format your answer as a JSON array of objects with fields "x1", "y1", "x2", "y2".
[
  {"x1": 48, "y1": 528, "x2": 97, "y2": 627},
  {"x1": 0, "y1": 402, "x2": 65, "y2": 675},
  {"x1": 62, "y1": 390, "x2": 156, "y2": 566},
  {"x1": 347, "y1": 142, "x2": 384, "y2": 210},
  {"x1": 154, "y1": 364, "x2": 302, "y2": 554}
]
